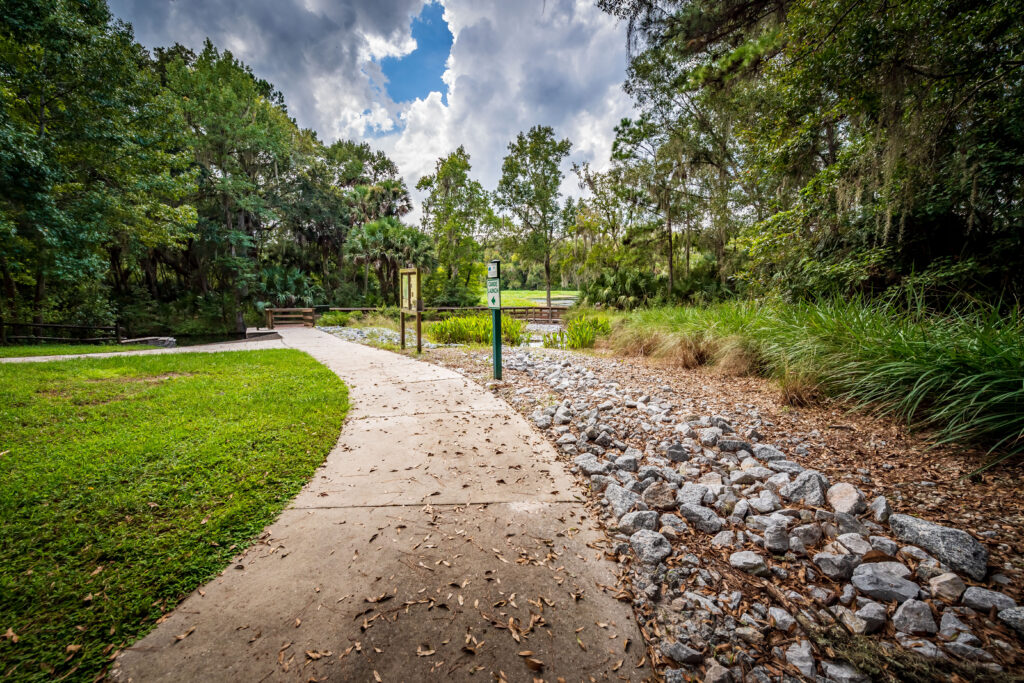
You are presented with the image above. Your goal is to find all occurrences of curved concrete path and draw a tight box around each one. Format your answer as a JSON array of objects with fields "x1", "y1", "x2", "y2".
[{"x1": 111, "y1": 328, "x2": 646, "y2": 682}]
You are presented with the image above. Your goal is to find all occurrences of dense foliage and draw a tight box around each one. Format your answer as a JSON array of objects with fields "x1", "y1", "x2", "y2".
[
  {"x1": 579, "y1": 0, "x2": 1024, "y2": 305},
  {"x1": 1, "y1": 1, "x2": 432, "y2": 335}
]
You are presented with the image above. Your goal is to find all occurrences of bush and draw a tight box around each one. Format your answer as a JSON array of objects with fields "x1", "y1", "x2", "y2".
[
  {"x1": 564, "y1": 315, "x2": 611, "y2": 349},
  {"x1": 316, "y1": 310, "x2": 351, "y2": 327},
  {"x1": 427, "y1": 314, "x2": 528, "y2": 346}
]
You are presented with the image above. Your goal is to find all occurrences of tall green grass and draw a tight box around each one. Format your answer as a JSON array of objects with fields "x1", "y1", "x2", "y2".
[
  {"x1": 605, "y1": 296, "x2": 1024, "y2": 468},
  {"x1": 427, "y1": 314, "x2": 528, "y2": 346}
]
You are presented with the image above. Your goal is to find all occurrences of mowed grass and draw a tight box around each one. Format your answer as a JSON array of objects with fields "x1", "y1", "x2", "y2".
[
  {"x1": 0, "y1": 350, "x2": 348, "y2": 681},
  {"x1": 478, "y1": 289, "x2": 578, "y2": 307},
  {"x1": 0, "y1": 344, "x2": 159, "y2": 358}
]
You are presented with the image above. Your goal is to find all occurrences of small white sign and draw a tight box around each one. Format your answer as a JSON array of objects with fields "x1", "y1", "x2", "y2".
[
  {"x1": 487, "y1": 261, "x2": 499, "y2": 279},
  {"x1": 486, "y1": 278, "x2": 501, "y2": 309}
]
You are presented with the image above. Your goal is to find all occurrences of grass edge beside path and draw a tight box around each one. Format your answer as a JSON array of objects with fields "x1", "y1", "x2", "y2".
[
  {"x1": 0, "y1": 343, "x2": 161, "y2": 358},
  {"x1": 0, "y1": 349, "x2": 348, "y2": 681}
]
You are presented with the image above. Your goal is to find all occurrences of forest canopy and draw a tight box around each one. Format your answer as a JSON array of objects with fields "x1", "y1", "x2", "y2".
[{"x1": 2, "y1": 0, "x2": 1022, "y2": 338}]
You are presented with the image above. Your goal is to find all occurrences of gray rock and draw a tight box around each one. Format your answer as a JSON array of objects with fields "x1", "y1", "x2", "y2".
[
  {"x1": 678, "y1": 504, "x2": 725, "y2": 533},
  {"x1": 888, "y1": 513, "x2": 989, "y2": 581},
  {"x1": 939, "y1": 610, "x2": 971, "y2": 638},
  {"x1": 533, "y1": 414, "x2": 552, "y2": 429},
  {"x1": 573, "y1": 453, "x2": 610, "y2": 476},
  {"x1": 780, "y1": 470, "x2": 829, "y2": 506},
  {"x1": 729, "y1": 550, "x2": 768, "y2": 576},
  {"x1": 791, "y1": 523, "x2": 823, "y2": 547},
  {"x1": 769, "y1": 606, "x2": 796, "y2": 632},
  {"x1": 827, "y1": 482, "x2": 866, "y2": 515},
  {"x1": 711, "y1": 530, "x2": 736, "y2": 548},
  {"x1": 618, "y1": 510, "x2": 659, "y2": 534},
  {"x1": 767, "y1": 459, "x2": 804, "y2": 475},
  {"x1": 749, "y1": 489, "x2": 780, "y2": 513},
  {"x1": 812, "y1": 552, "x2": 860, "y2": 581},
  {"x1": 962, "y1": 586, "x2": 1016, "y2": 613},
  {"x1": 614, "y1": 453, "x2": 639, "y2": 472},
  {"x1": 998, "y1": 606, "x2": 1024, "y2": 635},
  {"x1": 753, "y1": 444, "x2": 787, "y2": 461},
  {"x1": 677, "y1": 483, "x2": 709, "y2": 507},
  {"x1": 821, "y1": 660, "x2": 869, "y2": 683},
  {"x1": 765, "y1": 523, "x2": 790, "y2": 554},
  {"x1": 945, "y1": 639, "x2": 995, "y2": 662},
  {"x1": 666, "y1": 442, "x2": 690, "y2": 462},
  {"x1": 893, "y1": 599, "x2": 937, "y2": 634},
  {"x1": 642, "y1": 480, "x2": 678, "y2": 510},
  {"x1": 661, "y1": 640, "x2": 703, "y2": 665},
  {"x1": 704, "y1": 660, "x2": 733, "y2": 683},
  {"x1": 833, "y1": 605, "x2": 868, "y2": 635},
  {"x1": 698, "y1": 427, "x2": 723, "y2": 447},
  {"x1": 785, "y1": 640, "x2": 816, "y2": 678},
  {"x1": 630, "y1": 529, "x2": 672, "y2": 564},
  {"x1": 718, "y1": 438, "x2": 751, "y2": 452},
  {"x1": 851, "y1": 563, "x2": 920, "y2": 603},
  {"x1": 928, "y1": 573, "x2": 966, "y2": 602},
  {"x1": 659, "y1": 513, "x2": 688, "y2": 531},
  {"x1": 869, "y1": 535, "x2": 898, "y2": 556},
  {"x1": 836, "y1": 533, "x2": 872, "y2": 556},
  {"x1": 867, "y1": 495, "x2": 891, "y2": 523},
  {"x1": 855, "y1": 602, "x2": 887, "y2": 634},
  {"x1": 871, "y1": 561, "x2": 911, "y2": 578},
  {"x1": 605, "y1": 483, "x2": 641, "y2": 518},
  {"x1": 834, "y1": 512, "x2": 868, "y2": 537}
]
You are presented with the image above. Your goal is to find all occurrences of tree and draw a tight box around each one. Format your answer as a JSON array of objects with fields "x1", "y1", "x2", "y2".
[
  {"x1": 495, "y1": 125, "x2": 572, "y2": 307},
  {"x1": 416, "y1": 147, "x2": 493, "y2": 305},
  {"x1": 0, "y1": 0, "x2": 195, "y2": 325}
]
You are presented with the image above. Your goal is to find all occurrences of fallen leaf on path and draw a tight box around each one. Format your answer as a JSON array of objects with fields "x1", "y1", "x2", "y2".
[{"x1": 174, "y1": 626, "x2": 196, "y2": 642}]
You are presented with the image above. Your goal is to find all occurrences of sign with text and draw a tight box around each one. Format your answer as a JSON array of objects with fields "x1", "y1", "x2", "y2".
[{"x1": 486, "y1": 278, "x2": 501, "y2": 309}]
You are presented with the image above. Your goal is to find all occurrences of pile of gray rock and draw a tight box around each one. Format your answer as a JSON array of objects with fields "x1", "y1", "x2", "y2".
[
  {"x1": 506, "y1": 351, "x2": 1023, "y2": 681},
  {"x1": 321, "y1": 325, "x2": 439, "y2": 349}
]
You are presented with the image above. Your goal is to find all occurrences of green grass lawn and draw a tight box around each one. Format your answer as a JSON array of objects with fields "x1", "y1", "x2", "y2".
[
  {"x1": 0, "y1": 350, "x2": 348, "y2": 681},
  {"x1": 0, "y1": 343, "x2": 160, "y2": 358},
  {"x1": 479, "y1": 289, "x2": 578, "y2": 307}
]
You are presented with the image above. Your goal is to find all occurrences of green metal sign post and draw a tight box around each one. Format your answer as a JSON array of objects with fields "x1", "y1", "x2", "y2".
[{"x1": 487, "y1": 260, "x2": 501, "y2": 379}]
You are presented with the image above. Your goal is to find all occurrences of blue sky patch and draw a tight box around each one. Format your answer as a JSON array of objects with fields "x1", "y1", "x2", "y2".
[{"x1": 380, "y1": 2, "x2": 452, "y2": 105}]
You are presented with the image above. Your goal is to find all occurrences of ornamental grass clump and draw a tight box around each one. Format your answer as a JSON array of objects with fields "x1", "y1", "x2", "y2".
[{"x1": 427, "y1": 314, "x2": 527, "y2": 346}]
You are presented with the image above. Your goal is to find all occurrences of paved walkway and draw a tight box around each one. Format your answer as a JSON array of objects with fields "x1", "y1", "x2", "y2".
[{"x1": 110, "y1": 328, "x2": 646, "y2": 682}]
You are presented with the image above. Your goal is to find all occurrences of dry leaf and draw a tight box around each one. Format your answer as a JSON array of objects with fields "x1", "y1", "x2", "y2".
[{"x1": 174, "y1": 626, "x2": 196, "y2": 642}]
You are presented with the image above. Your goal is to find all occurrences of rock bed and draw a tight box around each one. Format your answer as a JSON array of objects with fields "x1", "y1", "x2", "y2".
[
  {"x1": 320, "y1": 325, "x2": 441, "y2": 349},
  {"x1": 437, "y1": 348, "x2": 1024, "y2": 681}
]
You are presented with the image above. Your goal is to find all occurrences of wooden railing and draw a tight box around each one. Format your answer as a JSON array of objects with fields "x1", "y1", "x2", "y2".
[
  {"x1": 265, "y1": 305, "x2": 570, "y2": 329},
  {"x1": 0, "y1": 320, "x2": 120, "y2": 345},
  {"x1": 265, "y1": 308, "x2": 316, "y2": 328}
]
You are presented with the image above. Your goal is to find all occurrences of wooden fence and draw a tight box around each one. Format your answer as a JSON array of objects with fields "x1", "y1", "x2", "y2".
[
  {"x1": 0, "y1": 320, "x2": 120, "y2": 345},
  {"x1": 264, "y1": 305, "x2": 569, "y2": 329}
]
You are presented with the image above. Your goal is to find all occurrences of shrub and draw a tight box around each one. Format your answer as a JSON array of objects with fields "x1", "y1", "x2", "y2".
[
  {"x1": 427, "y1": 315, "x2": 528, "y2": 346},
  {"x1": 564, "y1": 315, "x2": 611, "y2": 349},
  {"x1": 317, "y1": 310, "x2": 350, "y2": 327}
]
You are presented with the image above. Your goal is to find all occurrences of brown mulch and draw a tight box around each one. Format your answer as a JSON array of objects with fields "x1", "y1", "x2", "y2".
[{"x1": 425, "y1": 345, "x2": 1024, "y2": 602}]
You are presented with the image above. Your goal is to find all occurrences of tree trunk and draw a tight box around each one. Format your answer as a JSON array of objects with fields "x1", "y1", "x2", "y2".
[
  {"x1": 667, "y1": 214, "x2": 674, "y2": 301},
  {"x1": 544, "y1": 249, "x2": 551, "y2": 308}
]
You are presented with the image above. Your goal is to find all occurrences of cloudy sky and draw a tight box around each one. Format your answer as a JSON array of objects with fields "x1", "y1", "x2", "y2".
[{"x1": 108, "y1": 0, "x2": 635, "y2": 220}]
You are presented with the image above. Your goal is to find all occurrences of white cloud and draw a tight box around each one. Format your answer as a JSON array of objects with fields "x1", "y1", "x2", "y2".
[
  {"x1": 109, "y1": 0, "x2": 635, "y2": 224},
  {"x1": 377, "y1": 0, "x2": 635, "y2": 223}
]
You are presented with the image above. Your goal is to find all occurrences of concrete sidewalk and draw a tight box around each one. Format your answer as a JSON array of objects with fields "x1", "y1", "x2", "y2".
[{"x1": 111, "y1": 328, "x2": 646, "y2": 682}]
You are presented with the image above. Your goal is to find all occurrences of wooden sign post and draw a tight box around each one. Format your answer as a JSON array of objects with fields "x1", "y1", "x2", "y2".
[{"x1": 399, "y1": 268, "x2": 422, "y2": 353}]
